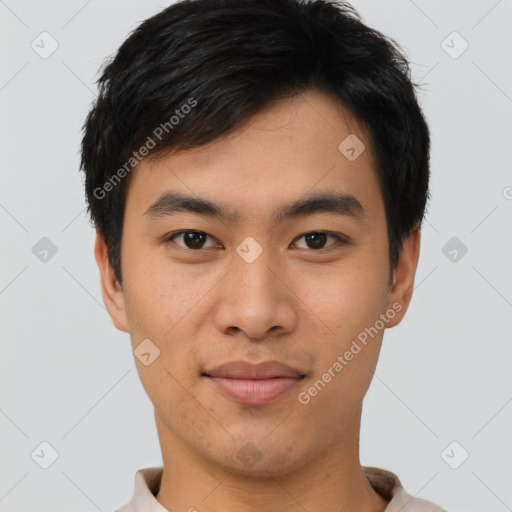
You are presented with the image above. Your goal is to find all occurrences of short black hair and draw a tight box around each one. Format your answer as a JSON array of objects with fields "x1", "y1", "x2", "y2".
[{"x1": 80, "y1": 0, "x2": 430, "y2": 287}]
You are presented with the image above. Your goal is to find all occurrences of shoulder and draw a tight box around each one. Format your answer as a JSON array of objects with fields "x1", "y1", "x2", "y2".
[
  {"x1": 113, "y1": 467, "x2": 166, "y2": 512},
  {"x1": 363, "y1": 466, "x2": 448, "y2": 512}
]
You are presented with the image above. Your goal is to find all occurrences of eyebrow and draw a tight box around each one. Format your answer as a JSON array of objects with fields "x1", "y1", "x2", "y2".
[{"x1": 143, "y1": 190, "x2": 366, "y2": 224}]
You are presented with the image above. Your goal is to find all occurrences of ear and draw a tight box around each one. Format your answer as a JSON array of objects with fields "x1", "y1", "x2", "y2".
[
  {"x1": 385, "y1": 227, "x2": 421, "y2": 328},
  {"x1": 94, "y1": 230, "x2": 129, "y2": 333}
]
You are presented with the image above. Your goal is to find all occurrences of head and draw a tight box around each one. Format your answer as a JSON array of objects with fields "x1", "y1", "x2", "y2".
[{"x1": 82, "y1": 0, "x2": 429, "y2": 477}]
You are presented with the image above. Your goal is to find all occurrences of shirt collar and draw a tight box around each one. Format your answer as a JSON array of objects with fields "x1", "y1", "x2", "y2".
[{"x1": 116, "y1": 466, "x2": 444, "y2": 512}]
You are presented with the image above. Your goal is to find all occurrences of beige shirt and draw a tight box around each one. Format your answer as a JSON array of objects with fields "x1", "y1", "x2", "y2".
[{"x1": 115, "y1": 466, "x2": 447, "y2": 512}]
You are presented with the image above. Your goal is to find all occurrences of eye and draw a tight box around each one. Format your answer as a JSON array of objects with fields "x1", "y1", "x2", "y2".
[
  {"x1": 292, "y1": 232, "x2": 347, "y2": 250},
  {"x1": 164, "y1": 230, "x2": 349, "y2": 252},
  {"x1": 165, "y1": 231, "x2": 220, "y2": 250}
]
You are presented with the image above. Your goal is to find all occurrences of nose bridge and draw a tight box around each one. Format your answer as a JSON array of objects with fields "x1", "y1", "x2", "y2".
[{"x1": 232, "y1": 239, "x2": 282, "y2": 303}]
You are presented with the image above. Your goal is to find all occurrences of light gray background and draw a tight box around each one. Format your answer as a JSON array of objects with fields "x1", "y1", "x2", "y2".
[{"x1": 1, "y1": 1, "x2": 511, "y2": 511}]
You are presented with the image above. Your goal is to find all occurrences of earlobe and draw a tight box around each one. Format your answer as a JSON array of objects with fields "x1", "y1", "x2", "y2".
[
  {"x1": 94, "y1": 230, "x2": 130, "y2": 333},
  {"x1": 385, "y1": 227, "x2": 421, "y2": 328}
]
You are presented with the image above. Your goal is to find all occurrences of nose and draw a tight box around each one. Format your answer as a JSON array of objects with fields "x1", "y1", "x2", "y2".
[{"x1": 212, "y1": 246, "x2": 299, "y2": 341}]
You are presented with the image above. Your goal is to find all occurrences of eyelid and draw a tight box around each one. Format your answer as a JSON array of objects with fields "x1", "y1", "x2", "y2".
[
  {"x1": 165, "y1": 230, "x2": 220, "y2": 249},
  {"x1": 164, "y1": 230, "x2": 350, "y2": 251},
  {"x1": 291, "y1": 232, "x2": 349, "y2": 250}
]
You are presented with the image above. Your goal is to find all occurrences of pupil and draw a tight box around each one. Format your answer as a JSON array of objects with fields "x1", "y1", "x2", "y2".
[
  {"x1": 182, "y1": 232, "x2": 327, "y2": 250},
  {"x1": 185, "y1": 232, "x2": 205, "y2": 249},
  {"x1": 306, "y1": 232, "x2": 326, "y2": 249}
]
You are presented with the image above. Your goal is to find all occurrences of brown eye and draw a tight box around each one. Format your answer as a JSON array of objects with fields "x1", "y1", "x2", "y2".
[
  {"x1": 166, "y1": 231, "x2": 218, "y2": 250},
  {"x1": 293, "y1": 232, "x2": 346, "y2": 250}
]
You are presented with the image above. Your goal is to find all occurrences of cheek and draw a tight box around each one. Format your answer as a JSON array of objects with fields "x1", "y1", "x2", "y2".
[
  {"x1": 296, "y1": 288, "x2": 386, "y2": 421},
  {"x1": 297, "y1": 342, "x2": 381, "y2": 429},
  {"x1": 293, "y1": 257, "x2": 388, "y2": 341},
  {"x1": 122, "y1": 242, "x2": 191, "y2": 337},
  {"x1": 121, "y1": 246, "x2": 208, "y2": 378}
]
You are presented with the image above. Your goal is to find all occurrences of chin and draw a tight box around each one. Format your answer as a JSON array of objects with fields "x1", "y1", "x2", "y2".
[{"x1": 203, "y1": 435, "x2": 311, "y2": 479}]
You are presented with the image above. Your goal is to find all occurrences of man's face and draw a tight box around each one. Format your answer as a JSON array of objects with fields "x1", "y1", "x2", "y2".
[{"x1": 97, "y1": 89, "x2": 418, "y2": 477}]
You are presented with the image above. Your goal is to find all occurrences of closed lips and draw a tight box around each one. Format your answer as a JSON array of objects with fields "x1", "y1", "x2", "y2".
[
  {"x1": 202, "y1": 360, "x2": 306, "y2": 379},
  {"x1": 202, "y1": 360, "x2": 307, "y2": 406}
]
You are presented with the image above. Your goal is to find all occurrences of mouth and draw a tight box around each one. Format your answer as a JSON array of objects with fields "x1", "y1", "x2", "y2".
[
  {"x1": 201, "y1": 360, "x2": 306, "y2": 406},
  {"x1": 202, "y1": 374, "x2": 306, "y2": 406}
]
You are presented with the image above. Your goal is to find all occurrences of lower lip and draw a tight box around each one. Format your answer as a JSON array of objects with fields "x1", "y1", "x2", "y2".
[{"x1": 205, "y1": 376, "x2": 304, "y2": 406}]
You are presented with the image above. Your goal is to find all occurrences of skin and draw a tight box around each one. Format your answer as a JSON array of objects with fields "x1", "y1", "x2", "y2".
[{"x1": 95, "y1": 88, "x2": 420, "y2": 512}]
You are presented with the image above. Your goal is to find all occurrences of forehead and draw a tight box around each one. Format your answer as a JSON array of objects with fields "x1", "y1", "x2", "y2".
[{"x1": 125, "y1": 89, "x2": 383, "y2": 224}]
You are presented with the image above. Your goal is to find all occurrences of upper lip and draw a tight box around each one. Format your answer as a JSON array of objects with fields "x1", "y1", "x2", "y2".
[{"x1": 203, "y1": 360, "x2": 305, "y2": 379}]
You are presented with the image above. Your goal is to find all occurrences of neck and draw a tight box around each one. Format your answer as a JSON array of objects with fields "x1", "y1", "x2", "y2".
[{"x1": 154, "y1": 407, "x2": 389, "y2": 512}]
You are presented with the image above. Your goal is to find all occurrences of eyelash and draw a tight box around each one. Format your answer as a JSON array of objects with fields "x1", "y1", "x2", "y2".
[{"x1": 164, "y1": 230, "x2": 350, "y2": 252}]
